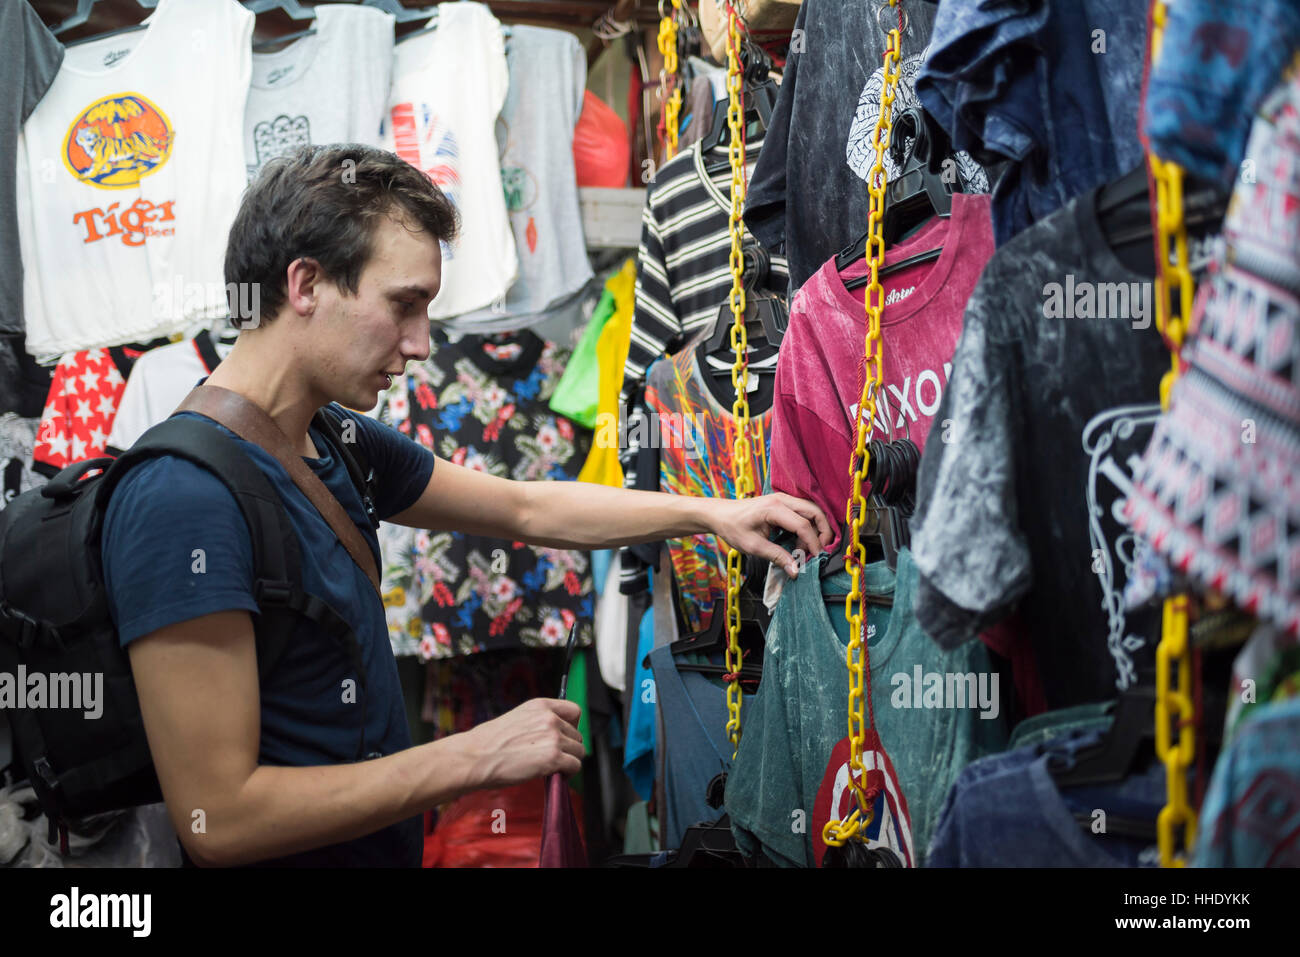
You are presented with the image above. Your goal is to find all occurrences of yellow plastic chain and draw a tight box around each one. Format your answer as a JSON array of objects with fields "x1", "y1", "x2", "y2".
[
  {"x1": 823, "y1": 5, "x2": 902, "y2": 850},
  {"x1": 657, "y1": 0, "x2": 684, "y2": 161},
  {"x1": 1147, "y1": 0, "x2": 1197, "y2": 868},
  {"x1": 721, "y1": 0, "x2": 754, "y2": 757}
]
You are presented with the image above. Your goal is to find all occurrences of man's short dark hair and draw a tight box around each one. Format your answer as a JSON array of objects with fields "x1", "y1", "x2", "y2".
[{"x1": 224, "y1": 144, "x2": 459, "y2": 327}]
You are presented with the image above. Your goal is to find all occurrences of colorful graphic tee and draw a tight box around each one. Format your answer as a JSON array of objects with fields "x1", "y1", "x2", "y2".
[
  {"x1": 643, "y1": 337, "x2": 773, "y2": 633},
  {"x1": 16, "y1": 0, "x2": 252, "y2": 356}
]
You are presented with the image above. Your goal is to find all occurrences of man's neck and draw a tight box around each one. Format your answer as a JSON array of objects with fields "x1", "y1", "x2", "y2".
[{"x1": 202, "y1": 334, "x2": 323, "y2": 458}]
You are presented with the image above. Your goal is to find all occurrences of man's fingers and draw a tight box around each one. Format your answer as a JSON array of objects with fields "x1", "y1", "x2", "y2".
[
  {"x1": 543, "y1": 697, "x2": 582, "y2": 726},
  {"x1": 766, "y1": 503, "x2": 823, "y2": 566},
  {"x1": 776, "y1": 493, "x2": 833, "y2": 546},
  {"x1": 751, "y1": 535, "x2": 800, "y2": 578}
]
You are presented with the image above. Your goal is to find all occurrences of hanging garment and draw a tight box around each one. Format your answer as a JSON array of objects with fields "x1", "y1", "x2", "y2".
[
  {"x1": 376, "y1": 328, "x2": 594, "y2": 659},
  {"x1": 618, "y1": 132, "x2": 789, "y2": 597},
  {"x1": 915, "y1": 0, "x2": 1147, "y2": 247},
  {"x1": 31, "y1": 343, "x2": 166, "y2": 477},
  {"x1": 549, "y1": 279, "x2": 618, "y2": 429},
  {"x1": 1224, "y1": 623, "x2": 1300, "y2": 742},
  {"x1": 1143, "y1": 0, "x2": 1300, "y2": 186},
  {"x1": 725, "y1": 549, "x2": 1006, "y2": 867},
  {"x1": 451, "y1": 25, "x2": 593, "y2": 330},
  {"x1": 641, "y1": 335, "x2": 773, "y2": 634},
  {"x1": 647, "y1": 645, "x2": 749, "y2": 851},
  {"x1": 623, "y1": 598, "x2": 657, "y2": 801},
  {"x1": 0, "y1": 1, "x2": 61, "y2": 360},
  {"x1": 1194, "y1": 697, "x2": 1300, "y2": 867},
  {"x1": 927, "y1": 728, "x2": 1163, "y2": 867},
  {"x1": 16, "y1": 0, "x2": 253, "y2": 358},
  {"x1": 621, "y1": 137, "x2": 790, "y2": 393},
  {"x1": 104, "y1": 330, "x2": 233, "y2": 454},
  {"x1": 744, "y1": 0, "x2": 989, "y2": 294},
  {"x1": 594, "y1": 553, "x2": 629, "y2": 692},
  {"x1": 243, "y1": 3, "x2": 393, "y2": 181},
  {"x1": 677, "y1": 73, "x2": 717, "y2": 152},
  {"x1": 909, "y1": 185, "x2": 1180, "y2": 709},
  {"x1": 768, "y1": 192, "x2": 994, "y2": 554},
  {"x1": 381, "y1": 1, "x2": 516, "y2": 319},
  {"x1": 1123, "y1": 66, "x2": 1300, "y2": 638},
  {"x1": 576, "y1": 259, "x2": 637, "y2": 488},
  {"x1": 0, "y1": 414, "x2": 45, "y2": 511}
]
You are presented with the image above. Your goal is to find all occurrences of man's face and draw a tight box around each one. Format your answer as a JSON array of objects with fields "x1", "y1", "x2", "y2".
[{"x1": 310, "y1": 213, "x2": 442, "y2": 411}]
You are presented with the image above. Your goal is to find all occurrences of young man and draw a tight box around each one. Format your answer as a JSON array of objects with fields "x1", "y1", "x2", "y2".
[{"x1": 101, "y1": 145, "x2": 831, "y2": 868}]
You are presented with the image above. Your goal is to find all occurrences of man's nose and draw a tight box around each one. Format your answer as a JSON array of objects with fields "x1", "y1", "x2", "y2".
[{"x1": 403, "y1": 327, "x2": 432, "y2": 364}]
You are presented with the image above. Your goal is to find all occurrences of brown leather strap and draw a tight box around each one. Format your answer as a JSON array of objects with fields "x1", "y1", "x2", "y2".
[{"x1": 175, "y1": 384, "x2": 382, "y2": 596}]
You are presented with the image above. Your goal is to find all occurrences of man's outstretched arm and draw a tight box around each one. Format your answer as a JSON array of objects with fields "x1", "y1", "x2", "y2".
[
  {"x1": 129, "y1": 609, "x2": 582, "y2": 867},
  {"x1": 387, "y1": 456, "x2": 834, "y2": 577}
]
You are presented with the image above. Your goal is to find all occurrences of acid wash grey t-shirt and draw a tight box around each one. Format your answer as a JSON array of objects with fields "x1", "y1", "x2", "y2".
[{"x1": 909, "y1": 186, "x2": 1170, "y2": 709}]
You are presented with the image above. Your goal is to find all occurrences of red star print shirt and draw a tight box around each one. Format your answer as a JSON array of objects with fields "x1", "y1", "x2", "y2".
[{"x1": 32, "y1": 344, "x2": 156, "y2": 477}]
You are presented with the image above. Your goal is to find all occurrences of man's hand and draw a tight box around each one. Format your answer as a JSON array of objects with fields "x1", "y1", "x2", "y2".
[
  {"x1": 707, "y1": 492, "x2": 833, "y2": 577},
  {"x1": 458, "y1": 698, "x2": 585, "y2": 789}
]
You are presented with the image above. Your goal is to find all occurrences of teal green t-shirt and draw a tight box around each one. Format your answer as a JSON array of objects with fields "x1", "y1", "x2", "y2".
[{"x1": 725, "y1": 548, "x2": 1008, "y2": 866}]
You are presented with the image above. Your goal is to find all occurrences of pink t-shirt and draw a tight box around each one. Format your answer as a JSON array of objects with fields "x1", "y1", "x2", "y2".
[{"x1": 770, "y1": 192, "x2": 994, "y2": 549}]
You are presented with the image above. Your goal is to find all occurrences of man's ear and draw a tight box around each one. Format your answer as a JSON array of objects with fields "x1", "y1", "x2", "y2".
[{"x1": 284, "y1": 257, "x2": 322, "y2": 317}]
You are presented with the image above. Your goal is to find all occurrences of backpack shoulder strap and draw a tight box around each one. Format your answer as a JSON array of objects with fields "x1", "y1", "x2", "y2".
[
  {"x1": 313, "y1": 404, "x2": 380, "y2": 531},
  {"x1": 98, "y1": 418, "x2": 369, "y2": 696}
]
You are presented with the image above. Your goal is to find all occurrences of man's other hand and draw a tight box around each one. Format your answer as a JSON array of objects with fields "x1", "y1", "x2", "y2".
[{"x1": 460, "y1": 698, "x2": 585, "y2": 789}]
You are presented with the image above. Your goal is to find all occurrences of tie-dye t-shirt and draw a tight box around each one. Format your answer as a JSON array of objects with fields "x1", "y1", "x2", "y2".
[{"x1": 643, "y1": 337, "x2": 773, "y2": 633}]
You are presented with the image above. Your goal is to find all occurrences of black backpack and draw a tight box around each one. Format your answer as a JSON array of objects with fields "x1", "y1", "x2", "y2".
[{"x1": 0, "y1": 406, "x2": 377, "y2": 853}]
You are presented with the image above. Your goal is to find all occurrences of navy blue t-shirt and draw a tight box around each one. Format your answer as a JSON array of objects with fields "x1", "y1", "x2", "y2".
[{"x1": 101, "y1": 404, "x2": 435, "y2": 867}]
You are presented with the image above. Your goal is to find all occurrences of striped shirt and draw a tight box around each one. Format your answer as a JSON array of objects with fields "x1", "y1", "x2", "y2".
[
  {"x1": 622, "y1": 136, "x2": 789, "y2": 398},
  {"x1": 618, "y1": 136, "x2": 788, "y2": 593}
]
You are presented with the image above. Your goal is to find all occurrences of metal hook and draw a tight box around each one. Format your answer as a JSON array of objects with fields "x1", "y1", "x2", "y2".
[{"x1": 875, "y1": 1, "x2": 909, "y2": 37}]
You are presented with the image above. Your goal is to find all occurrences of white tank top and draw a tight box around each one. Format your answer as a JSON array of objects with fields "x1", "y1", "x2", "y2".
[{"x1": 17, "y1": 0, "x2": 252, "y2": 360}]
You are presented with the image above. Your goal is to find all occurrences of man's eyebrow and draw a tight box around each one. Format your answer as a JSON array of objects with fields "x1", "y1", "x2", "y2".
[{"x1": 387, "y1": 283, "x2": 433, "y2": 300}]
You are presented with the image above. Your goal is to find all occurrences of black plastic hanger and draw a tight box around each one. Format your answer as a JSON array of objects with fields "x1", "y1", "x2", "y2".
[
  {"x1": 1047, "y1": 685, "x2": 1158, "y2": 789},
  {"x1": 58, "y1": 0, "x2": 156, "y2": 46},
  {"x1": 697, "y1": 246, "x2": 787, "y2": 367},
  {"x1": 839, "y1": 107, "x2": 958, "y2": 286},
  {"x1": 700, "y1": 39, "x2": 777, "y2": 171},
  {"x1": 248, "y1": 0, "x2": 317, "y2": 53},
  {"x1": 666, "y1": 596, "x2": 767, "y2": 665},
  {"x1": 1097, "y1": 163, "x2": 1229, "y2": 275}
]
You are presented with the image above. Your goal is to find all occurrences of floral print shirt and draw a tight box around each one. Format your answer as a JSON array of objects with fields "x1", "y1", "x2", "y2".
[{"x1": 376, "y1": 327, "x2": 595, "y2": 658}]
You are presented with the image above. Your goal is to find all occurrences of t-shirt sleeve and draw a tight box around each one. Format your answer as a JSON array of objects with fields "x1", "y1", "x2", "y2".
[
  {"x1": 21, "y1": 0, "x2": 63, "y2": 122},
  {"x1": 909, "y1": 280, "x2": 1031, "y2": 646},
  {"x1": 913, "y1": 3, "x2": 1045, "y2": 163},
  {"x1": 338, "y1": 405, "x2": 436, "y2": 520},
  {"x1": 102, "y1": 457, "x2": 259, "y2": 645},
  {"x1": 623, "y1": 201, "x2": 676, "y2": 390}
]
